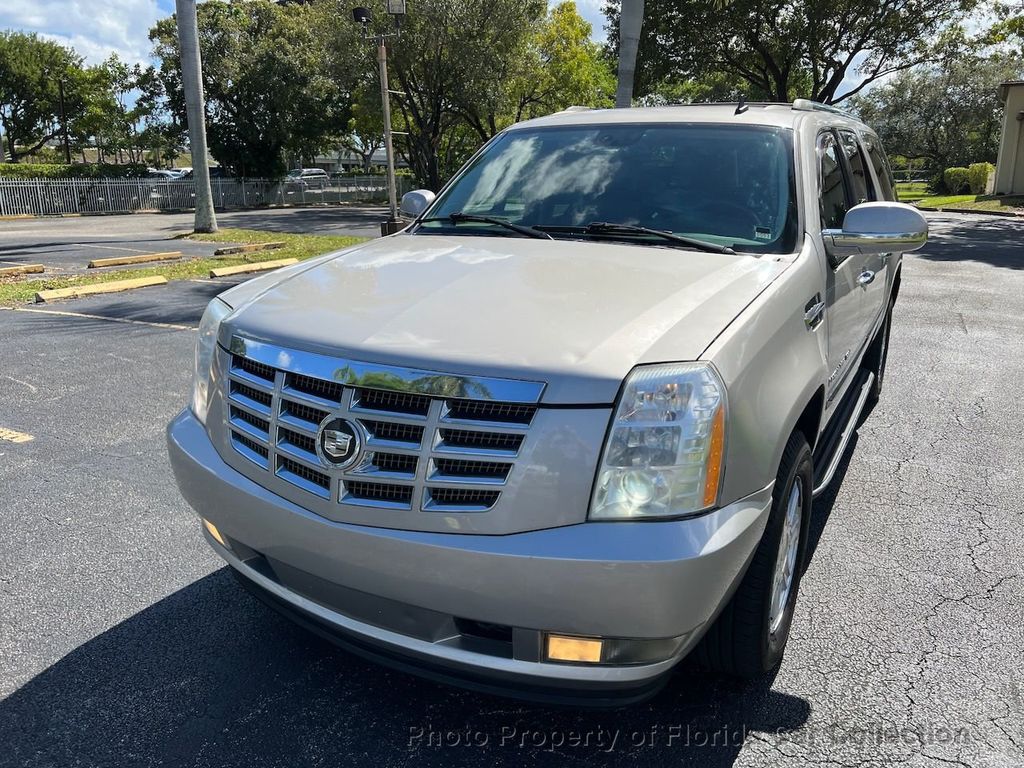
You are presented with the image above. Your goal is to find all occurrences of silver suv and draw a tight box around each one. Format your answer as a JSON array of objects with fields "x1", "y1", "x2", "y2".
[{"x1": 168, "y1": 102, "x2": 927, "y2": 704}]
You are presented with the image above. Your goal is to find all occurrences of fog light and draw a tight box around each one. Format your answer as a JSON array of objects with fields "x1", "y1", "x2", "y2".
[
  {"x1": 202, "y1": 518, "x2": 227, "y2": 547},
  {"x1": 545, "y1": 634, "x2": 603, "y2": 663}
]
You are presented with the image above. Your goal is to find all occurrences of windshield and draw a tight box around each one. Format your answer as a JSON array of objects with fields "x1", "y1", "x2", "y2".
[{"x1": 419, "y1": 123, "x2": 799, "y2": 254}]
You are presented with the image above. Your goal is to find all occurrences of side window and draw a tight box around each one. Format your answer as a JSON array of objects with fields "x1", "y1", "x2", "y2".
[
  {"x1": 818, "y1": 132, "x2": 848, "y2": 230},
  {"x1": 863, "y1": 135, "x2": 896, "y2": 201},
  {"x1": 838, "y1": 130, "x2": 875, "y2": 204}
]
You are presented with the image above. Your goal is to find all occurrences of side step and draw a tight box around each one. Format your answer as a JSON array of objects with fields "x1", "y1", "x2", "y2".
[{"x1": 811, "y1": 370, "x2": 875, "y2": 498}]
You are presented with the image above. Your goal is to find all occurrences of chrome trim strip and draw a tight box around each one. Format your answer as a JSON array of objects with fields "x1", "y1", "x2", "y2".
[
  {"x1": 814, "y1": 371, "x2": 874, "y2": 498},
  {"x1": 227, "y1": 335, "x2": 546, "y2": 404}
]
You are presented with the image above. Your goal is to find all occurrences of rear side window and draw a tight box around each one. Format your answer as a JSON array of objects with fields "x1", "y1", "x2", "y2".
[
  {"x1": 818, "y1": 133, "x2": 848, "y2": 230},
  {"x1": 862, "y1": 135, "x2": 895, "y2": 200},
  {"x1": 838, "y1": 130, "x2": 875, "y2": 204}
]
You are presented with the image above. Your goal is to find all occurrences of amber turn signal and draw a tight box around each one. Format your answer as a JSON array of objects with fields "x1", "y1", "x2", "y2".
[
  {"x1": 545, "y1": 634, "x2": 603, "y2": 663},
  {"x1": 203, "y1": 518, "x2": 227, "y2": 547}
]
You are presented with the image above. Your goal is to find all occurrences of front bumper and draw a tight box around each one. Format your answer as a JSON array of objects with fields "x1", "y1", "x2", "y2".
[{"x1": 168, "y1": 409, "x2": 773, "y2": 703}]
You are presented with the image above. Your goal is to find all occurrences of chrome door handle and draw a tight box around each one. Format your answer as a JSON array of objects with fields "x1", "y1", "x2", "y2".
[{"x1": 857, "y1": 270, "x2": 875, "y2": 285}]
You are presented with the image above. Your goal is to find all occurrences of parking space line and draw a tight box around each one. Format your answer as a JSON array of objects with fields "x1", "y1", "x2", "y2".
[
  {"x1": 77, "y1": 242, "x2": 153, "y2": 254},
  {"x1": 0, "y1": 427, "x2": 34, "y2": 444},
  {"x1": 12, "y1": 307, "x2": 197, "y2": 331}
]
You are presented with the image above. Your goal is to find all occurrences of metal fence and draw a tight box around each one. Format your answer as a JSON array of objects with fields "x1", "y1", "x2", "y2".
[{"x1": 0, "y1": 175, "x2": 413, "y2": 217}]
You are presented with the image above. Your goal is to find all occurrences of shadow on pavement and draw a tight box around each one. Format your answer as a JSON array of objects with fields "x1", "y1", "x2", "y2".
[
  {"x1": 916, "y1": 216, "x2": 1024, "y2": 270},
  {"x1": 156, "y1": 206, "x2": 387, "y2": 237},
  {"x1": 1, "y1": 566, "x2": 810, "y2": 768}
]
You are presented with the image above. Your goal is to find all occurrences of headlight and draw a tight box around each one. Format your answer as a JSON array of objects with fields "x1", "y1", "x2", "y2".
[
  {"x1": 191, "y1": 298, "x2": 232, "y2": 425},
  {"x1": 589, "y1": 363, "x2": 727, "y2": 520}
]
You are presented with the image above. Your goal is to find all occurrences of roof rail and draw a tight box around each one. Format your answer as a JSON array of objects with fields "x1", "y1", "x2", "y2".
[
  {"x1": 792, "y1": 99, "x2": 849, "y2": 115},
  {"x1": 555, "y1": 106, "x2": 593, "y2": 114}
]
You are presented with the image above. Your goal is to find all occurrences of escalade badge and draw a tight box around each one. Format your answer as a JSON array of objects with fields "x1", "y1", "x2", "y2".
[{"x1": 316, "y1": 417, "x2": 363, "y2": 469}]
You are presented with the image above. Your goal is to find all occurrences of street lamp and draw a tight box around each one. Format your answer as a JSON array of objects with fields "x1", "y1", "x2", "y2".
[{"x1": 352, "y1": 3, "x2": 406, "y2": 235}]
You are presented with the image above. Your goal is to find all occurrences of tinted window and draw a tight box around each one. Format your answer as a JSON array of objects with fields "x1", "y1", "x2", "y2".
[
  {"x1": 839, "y1": 130, "x2": 875, "y2": 204},
  {"x1": 422, "y1": 124, "x2": 800, "y2": 254},
  {"x1": 818, "y1": 133, "x2": 848, "y2": 229},
  {"x1": 862, "y1": 135, "x2": 895, "y2": 200}
]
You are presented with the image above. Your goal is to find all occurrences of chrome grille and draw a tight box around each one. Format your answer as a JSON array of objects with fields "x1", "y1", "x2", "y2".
[{"x1": 224, "y1": 347, "x2": 539, "y2": 515}]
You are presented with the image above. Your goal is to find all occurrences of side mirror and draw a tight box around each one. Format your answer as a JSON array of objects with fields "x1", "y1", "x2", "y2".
[
  {"x1": 400, "y1": 189, "x2": 435, "y2": 219},
  {"x1": 823, "y1": 201, "x2": 928, "y2": 261}
]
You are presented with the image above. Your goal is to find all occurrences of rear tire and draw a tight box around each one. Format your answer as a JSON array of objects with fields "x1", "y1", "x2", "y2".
[
  {"x1": 695, "y1": 431, "x2": 813, "y2": 678},
  {"x1": 864, "y1": 300, "x2": 893, "y2": 404}
]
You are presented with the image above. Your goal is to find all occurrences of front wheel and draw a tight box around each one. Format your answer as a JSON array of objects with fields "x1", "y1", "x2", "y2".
[{"x1": 695, "y1": 431, "x2": 813, "y2": 678}]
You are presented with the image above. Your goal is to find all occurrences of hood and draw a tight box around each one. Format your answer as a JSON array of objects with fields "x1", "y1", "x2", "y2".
[{"x1": 220, "y1": 233, "x2": 789, "y2": 404}]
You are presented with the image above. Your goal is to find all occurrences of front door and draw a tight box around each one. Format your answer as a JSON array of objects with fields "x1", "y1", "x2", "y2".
[{"x1": 817, "y1": 130, "x2": 872, "y2": 409}]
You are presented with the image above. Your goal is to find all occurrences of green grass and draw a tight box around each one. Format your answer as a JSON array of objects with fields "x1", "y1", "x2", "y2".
[
  {"x1": 913, "y1": 194, "x2": 1024, "y2": 213},
  {"x1": 895, "y1": 181, "x2": 930, "y2": 200},
  {"x1": 0, "y1": 228, "x2": 366, "y2": 306}
]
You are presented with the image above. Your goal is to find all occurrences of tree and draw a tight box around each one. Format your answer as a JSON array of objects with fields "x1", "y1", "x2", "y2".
[
  {"x1": 151, "y1": 0, "x2": 354, "y2": 177},
  {"x1": 850, "y1": 54, "x2": 1024, "y2": 170},
  {"x1": 0, "y1": 31, "x2": 88, "y2": 161},
  {"x1": 604, "y1": 0, "x2": 979, "y2": 104},
  {"x1": 339, "y1": 83, "x2": 386, "y2": 173}
]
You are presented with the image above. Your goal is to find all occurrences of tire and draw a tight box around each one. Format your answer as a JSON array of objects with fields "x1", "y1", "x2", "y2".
[
  {"x1": 864, "y1": 300, "x2": 893, "y2": 405},
  {"x1": 695, "y1": 431, "x2": 813, "y2": 679}
]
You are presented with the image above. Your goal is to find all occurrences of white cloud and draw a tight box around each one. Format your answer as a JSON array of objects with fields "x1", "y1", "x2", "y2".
[{"x1": 0, "y1": 0, "x2": 165, "y2": 66}]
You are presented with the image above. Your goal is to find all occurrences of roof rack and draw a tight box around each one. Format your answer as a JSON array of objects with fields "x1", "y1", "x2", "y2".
[{"x1": 791, "y1": 99, "x2": 849, "y2": 115}]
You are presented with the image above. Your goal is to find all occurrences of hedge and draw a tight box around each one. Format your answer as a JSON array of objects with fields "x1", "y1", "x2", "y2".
[
  {"x1": 942, "y1": 167, "x2": 971, "y2": 195},
  {"x1": 0, "y1": 163, "x2": 148, "y2": 179},
  {"x1": 967, "y1": 162, "x2": 995, "y2": 195}
]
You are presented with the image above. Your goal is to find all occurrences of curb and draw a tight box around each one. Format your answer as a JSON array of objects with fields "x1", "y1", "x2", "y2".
[
  {"x1": 213, "y1": 242, "x2": 286, "y2": 256},
  {"x1": 34, "y1": 275, "x2": 168, "y2": 303},
  {"x1": 0, "y1": 264, "x2": 44, "y2": 277},
  {"x1": 916, "y1": 205, "x2": 1023, "y2": 218},
  {"x1": 209, "y1": 258, "x2": 298, "y2": 278},
  {"x1": 88, "y1": 251, "x2": 183, "y2": 269}
]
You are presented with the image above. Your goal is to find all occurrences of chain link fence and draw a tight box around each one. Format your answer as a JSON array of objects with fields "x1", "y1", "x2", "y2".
[{"x1": 0, "y1": 175, "x2": 413, "y2": 217}]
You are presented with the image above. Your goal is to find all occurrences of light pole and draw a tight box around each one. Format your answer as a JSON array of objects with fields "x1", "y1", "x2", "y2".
[{"x1": 352, "y1": 3, "x2": 405, "y2": 236}]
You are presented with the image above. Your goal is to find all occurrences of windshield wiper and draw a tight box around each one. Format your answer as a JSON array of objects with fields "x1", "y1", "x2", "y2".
[
  {"x1": 418, "y1": 212, "x2": 552, "y2": 240},
  {"x1": 536, "y1": 222, "x2": 735, "y2": 254}
]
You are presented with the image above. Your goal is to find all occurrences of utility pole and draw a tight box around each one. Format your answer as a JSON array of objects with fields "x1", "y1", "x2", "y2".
[
  {"x1": 175, "y1": 0, "x2": 217, "y2": 233},
  {"x1": 615, "y1": 0, "x2": 645, "y2": 108},
  {"x1": 353, "y1": 3, "x2": 405, "y2": 235},
  {"x1": 57, "y1": 78, "x2": 72, "y2": 164}
]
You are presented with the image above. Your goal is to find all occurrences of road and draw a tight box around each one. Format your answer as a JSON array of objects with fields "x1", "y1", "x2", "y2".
[
  {"x1": 0, "y1": 206, "x2": 387, "y2": 274},
  {"x1": 0, "y1": 212, "x2": 1021, "y2": 767}
]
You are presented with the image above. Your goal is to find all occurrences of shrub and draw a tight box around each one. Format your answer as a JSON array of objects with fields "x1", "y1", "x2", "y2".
[
  {"x1": 967, "y1": 162, "x2": 995, "y2": 195},
  {"x1": 942, "y1": 167, "x2": 971, "y2": 194},
  {"x1": 0, "y1": 163, "x2": 148, "y2": 179}
]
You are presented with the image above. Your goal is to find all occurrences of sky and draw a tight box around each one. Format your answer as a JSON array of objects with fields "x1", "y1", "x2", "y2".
[{"x1": 0, "y1": 0, "x2": 606, "y2": 68}]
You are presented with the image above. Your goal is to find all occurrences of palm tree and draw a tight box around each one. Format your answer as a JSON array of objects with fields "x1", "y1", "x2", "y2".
[
  {"x1": 175, "y1": 0, "x2": 217, "y2": 233},
  {"x1": 615, "y1": 0, "x2": 645, "y2": 108}
]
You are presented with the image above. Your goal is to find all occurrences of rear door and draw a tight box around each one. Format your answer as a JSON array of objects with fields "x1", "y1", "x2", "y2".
[{"x1": 817, "y1": 130, "x2": 872, "y2": 407}]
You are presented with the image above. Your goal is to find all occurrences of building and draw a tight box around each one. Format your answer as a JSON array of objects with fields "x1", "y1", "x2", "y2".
[{"x1": 994, "y1": 81, "x2": 1024, "y2": 195}]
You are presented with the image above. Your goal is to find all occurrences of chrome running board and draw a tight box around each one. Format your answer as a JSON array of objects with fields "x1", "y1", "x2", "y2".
[{"x1": 812, "y1": 370, "x2": 874, "y2": 498}]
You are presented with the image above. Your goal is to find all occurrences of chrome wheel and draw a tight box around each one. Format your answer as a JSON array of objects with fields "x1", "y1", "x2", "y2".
[{"x1": 769, "y1": 478, "x2": 803, "y2": 635}]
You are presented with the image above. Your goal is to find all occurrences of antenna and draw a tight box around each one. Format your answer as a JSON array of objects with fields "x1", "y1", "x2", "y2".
[{"x1": 735, "y1": 94, "x2": 748, "y2": 115}]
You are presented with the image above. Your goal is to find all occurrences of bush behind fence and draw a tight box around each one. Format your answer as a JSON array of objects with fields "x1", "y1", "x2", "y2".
[{"x1": 0, "y1": 176, "x2": 411, "y2": 217}]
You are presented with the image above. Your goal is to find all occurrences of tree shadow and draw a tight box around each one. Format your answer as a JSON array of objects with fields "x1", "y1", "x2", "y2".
[
  {"x1": 1, "y1": 566, "x2": 810, "y2": 768},
  {"x1": 915, "y1": 215, "x2": 1024, "y2": 270}
]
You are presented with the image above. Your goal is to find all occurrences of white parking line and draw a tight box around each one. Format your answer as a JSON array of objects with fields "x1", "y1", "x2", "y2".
[{"x1": 11, "y1": 307, "x2": 197, "y2": 331}]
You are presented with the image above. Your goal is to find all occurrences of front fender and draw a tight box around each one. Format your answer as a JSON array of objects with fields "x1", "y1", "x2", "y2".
[{"x1": 703, "y1": 245, "x2": 828, "y2": 504}]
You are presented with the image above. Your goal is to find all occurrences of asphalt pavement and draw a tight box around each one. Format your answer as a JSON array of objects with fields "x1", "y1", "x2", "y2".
[
  {"x1": 0, "y1": 206, "x2": 387, "y2": 274},
  {"x1": 0, "y1": 212, "x2": 1021, "y2": 768}
]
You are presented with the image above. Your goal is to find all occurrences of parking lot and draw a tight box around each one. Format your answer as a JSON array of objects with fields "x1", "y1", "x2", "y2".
[
  {"x1": 0, "y1": 206, "x2": 386, "y2": 275},
  {"x1": 1, "y1": 211, "x2": 1022, "y2": 767}
]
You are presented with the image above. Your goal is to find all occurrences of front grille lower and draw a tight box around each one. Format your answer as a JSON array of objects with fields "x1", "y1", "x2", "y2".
[{"x1": 224, "y1": 349, "x2": 537, "y2": 515}]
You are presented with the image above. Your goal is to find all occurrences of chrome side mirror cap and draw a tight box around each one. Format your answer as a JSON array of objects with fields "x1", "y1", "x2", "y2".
[
  {"x1": 823, "y1": 201, "x2": 928, "y2": 261},
  {"x1": 400, "y1": 189, "x2": 435, "y2": 219}
]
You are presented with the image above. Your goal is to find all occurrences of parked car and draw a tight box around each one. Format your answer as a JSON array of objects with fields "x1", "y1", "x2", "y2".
[
  {"x1": 284, "y1": 167, "x2": 329, "y2": 190},
  {"x1": 146, "y1": 169, "x2": 183, "y2": 180},
  {"x1": 168, "y1": 102, "x2": 927, "y2": 704}
]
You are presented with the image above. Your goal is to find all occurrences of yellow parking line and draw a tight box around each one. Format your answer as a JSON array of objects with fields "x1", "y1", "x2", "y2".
[{"x1": 0, "y1": 427, "x2": 34, "y2": 444}]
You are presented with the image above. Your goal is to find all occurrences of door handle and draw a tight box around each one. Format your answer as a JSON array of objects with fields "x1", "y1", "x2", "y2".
[{"x1": 857, "y1": 270, "x2": 875, "y2": 285}]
